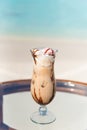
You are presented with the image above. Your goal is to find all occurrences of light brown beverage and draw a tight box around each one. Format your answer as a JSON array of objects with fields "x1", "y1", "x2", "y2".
[{"x1": 31, "y1": 48, "x2": 56, "y2": 105}]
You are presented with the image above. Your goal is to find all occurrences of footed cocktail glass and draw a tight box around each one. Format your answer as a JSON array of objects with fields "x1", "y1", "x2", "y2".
[{"x1": 30, "y1": 48, "x2": 57, "y2": 124}]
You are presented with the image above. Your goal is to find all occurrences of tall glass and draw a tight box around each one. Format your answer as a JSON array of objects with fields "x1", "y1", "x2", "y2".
[{"x1": 30, "y1": 48, "x2": 57, "y2": 124}]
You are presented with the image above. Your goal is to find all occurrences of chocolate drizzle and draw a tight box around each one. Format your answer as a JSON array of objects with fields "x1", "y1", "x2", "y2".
[
  {"x1": 38, "y1": 89, "x2": 43, "y2": 104},
  {"x1": 51, "y1": 74, "x2": 54, "y2": 81},
  {"x1": 48, "y1": 82, "x2": 56, "y2": 104},
  {"x1": 30, "y1": 48, "x2": 39, "y2": 64},
  {"x1": 41, "y1": 82, "x2": 47, "y2": 88},
  {"x1": 32, "y1": 82, "x2": 56, "y2": 105},
  {"x1": 33, "y1": 88, "x2": 38, "y2": 102},
  {"x1": 33, "y1": 88, "x2": 44, "y2": 105},
  {"x1": 41, "y1": 84, "x2": 45, "y2": 88}
]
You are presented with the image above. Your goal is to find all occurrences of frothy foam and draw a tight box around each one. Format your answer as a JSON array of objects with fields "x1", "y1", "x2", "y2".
[
  {"x1": 36, "y1": 55, "x2": 54, "y2": 67},
  {"x1": 35, "y1": 48, "x2": 56, "y2": 56},
  {"x1": 32, "y1": 48, "x2": 57, "y2": 67}
]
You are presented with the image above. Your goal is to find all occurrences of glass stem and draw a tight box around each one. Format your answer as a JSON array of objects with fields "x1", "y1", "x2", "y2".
[{"x1": 39, "y1": 105, "x2": 47, "y2": 116}]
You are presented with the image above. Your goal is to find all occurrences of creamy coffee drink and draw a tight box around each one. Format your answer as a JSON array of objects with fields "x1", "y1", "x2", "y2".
[{"x1": 30, "y1": 48, "x2": 57, "y2": 105}]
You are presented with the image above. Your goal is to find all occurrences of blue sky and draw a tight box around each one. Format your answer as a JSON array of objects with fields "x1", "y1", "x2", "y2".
[{"x1": 0, "y1": 0, "x2": 87, "y2": 38}]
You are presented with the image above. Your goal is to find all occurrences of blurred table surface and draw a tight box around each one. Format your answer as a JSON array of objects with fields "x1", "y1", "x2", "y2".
[{"x1": 0, "y1": 79, "x2": 87, "y2": 130}]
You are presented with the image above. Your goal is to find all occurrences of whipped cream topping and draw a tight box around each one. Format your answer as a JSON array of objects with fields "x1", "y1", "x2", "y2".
[
  {"x1": 32, "y1": 48, "x2": 57, "y2": 67},
  {"x1": 34, "y1": 48, "x2": 56, "y2": 57}
]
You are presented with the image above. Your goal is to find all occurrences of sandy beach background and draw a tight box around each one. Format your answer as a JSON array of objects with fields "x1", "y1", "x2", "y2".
[{"x1": 0, "y1": 36, "x2": 87, "y2": 82}]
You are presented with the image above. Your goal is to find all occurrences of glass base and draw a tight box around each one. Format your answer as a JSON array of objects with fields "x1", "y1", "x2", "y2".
[{"x1": 30, "y1": 106, "x2": 56, "y2": 124}]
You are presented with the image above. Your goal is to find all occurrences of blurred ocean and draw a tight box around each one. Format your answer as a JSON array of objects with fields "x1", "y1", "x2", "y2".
[{"x1": 0, "y1": 0, "x2": 87, "y2": 38}]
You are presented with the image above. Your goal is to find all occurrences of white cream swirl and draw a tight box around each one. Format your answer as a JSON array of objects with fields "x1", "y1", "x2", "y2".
[{"x1": 34, "y1": 48, "x2": 57, "y2": 67}]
